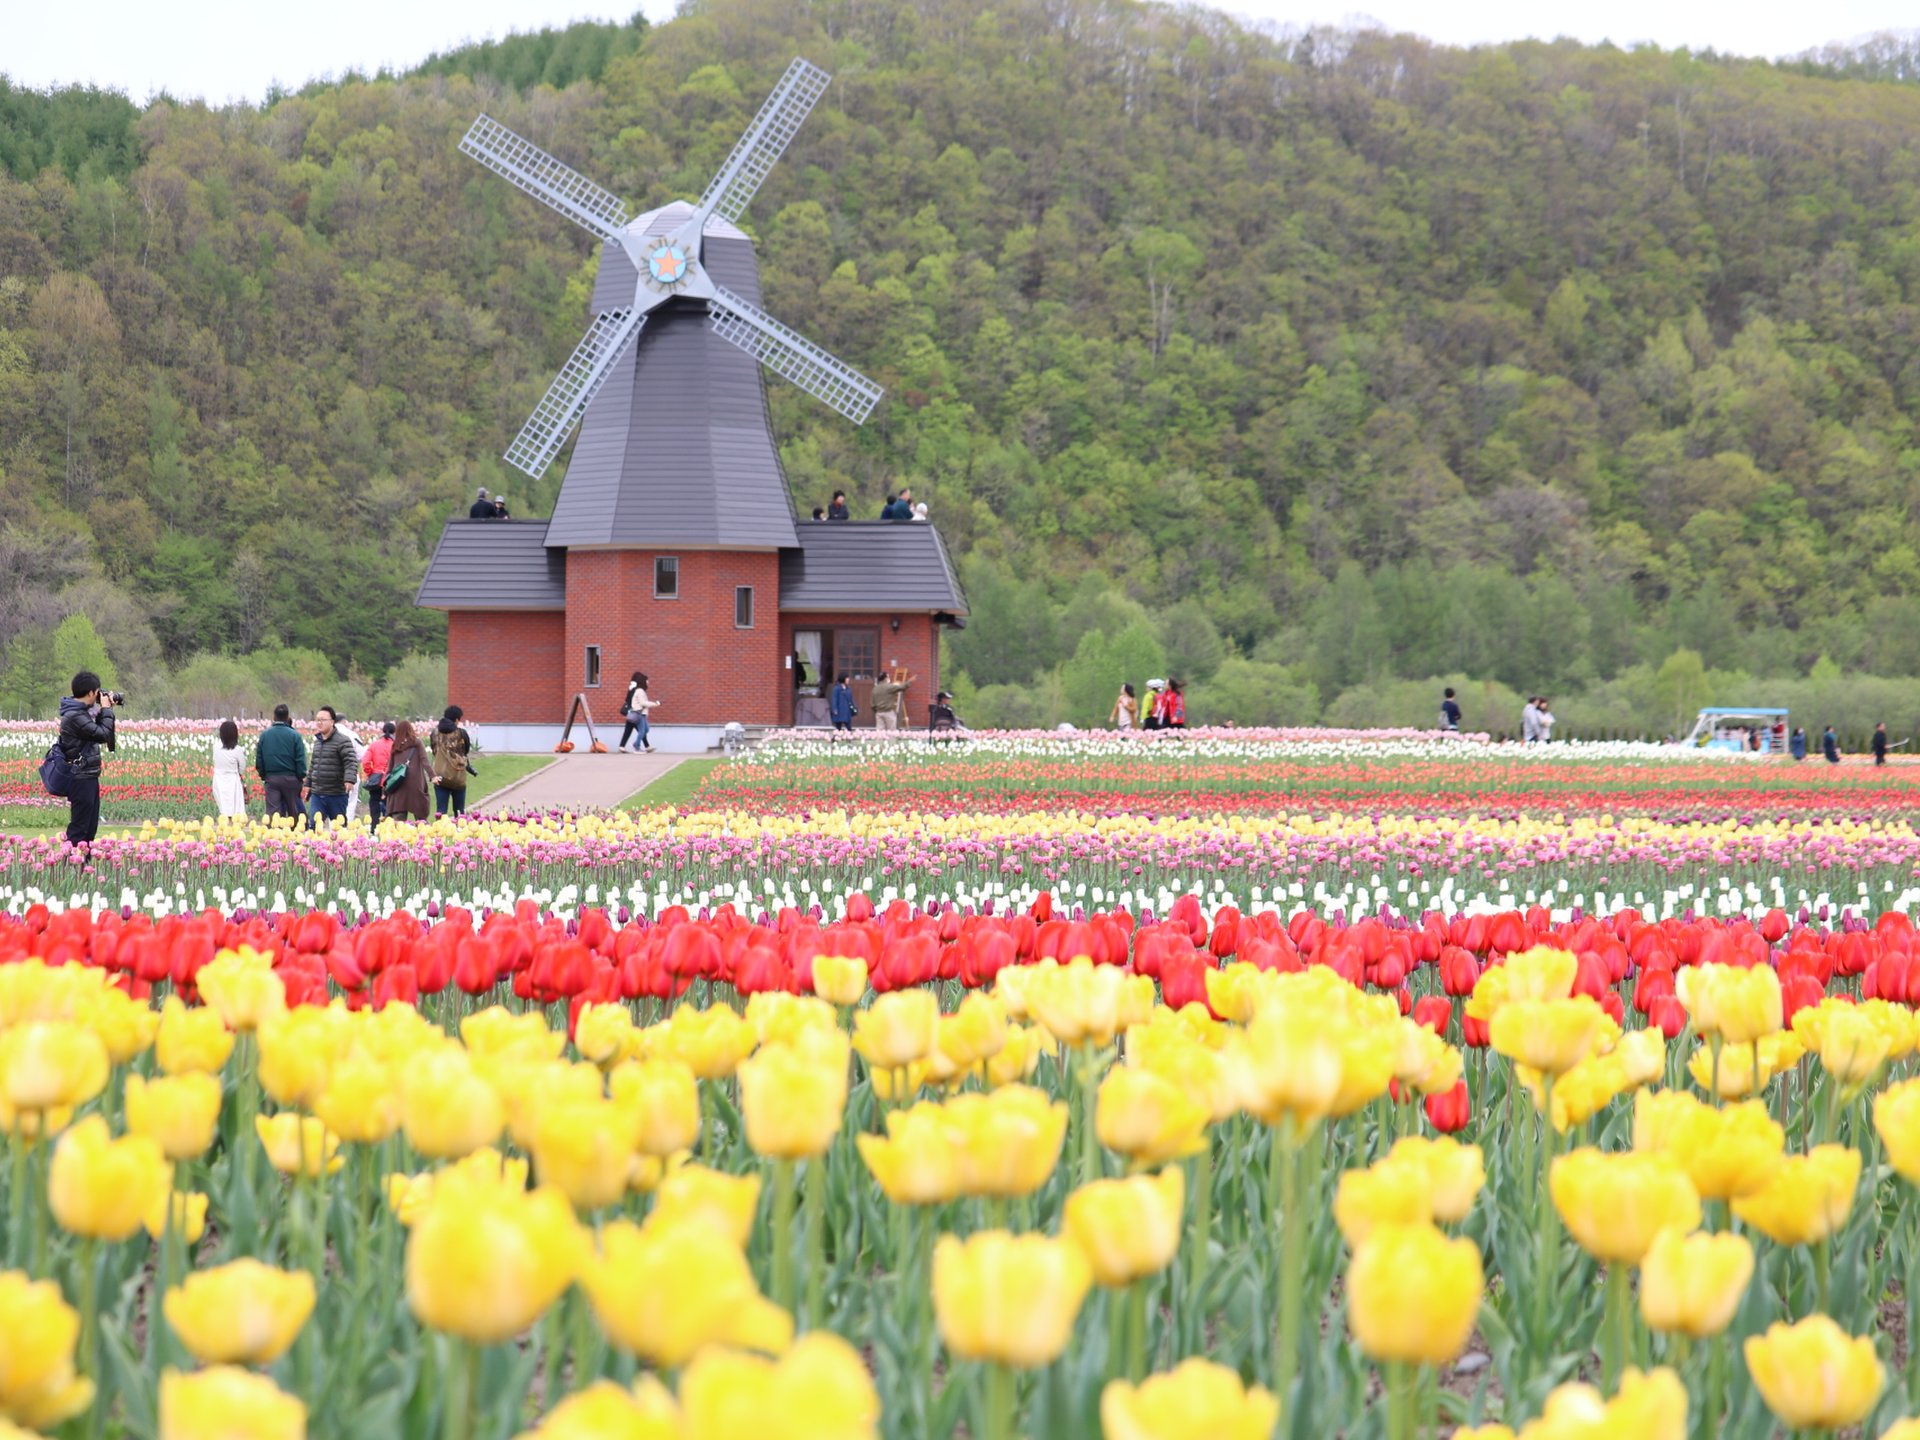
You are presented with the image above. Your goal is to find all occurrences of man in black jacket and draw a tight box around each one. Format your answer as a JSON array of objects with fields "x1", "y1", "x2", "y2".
[
  {"x1": 303, "y1": 705, "x2": 360, "y2": 828},
  {"x1": 57, "y1": 670, "x2": 116, "y2": 845}
]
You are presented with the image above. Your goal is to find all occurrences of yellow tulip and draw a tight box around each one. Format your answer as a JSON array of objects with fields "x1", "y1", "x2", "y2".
[
  {"x1": 986, "y1": 1025, "x2": 1048, "y2": 1089},
  {"x1": 491, "y1": 1060, "x2": 604, "y2": 1154},
  {"x1": 1384, "y1": 1137, "x2": 1485, "y2": 1225},
  {"x1": 144, "y1": 1190, "x2": 208, "y2": 1246},
  {"x1": 1550, "y1": 1149, "x2": 1700, "y2": 1265},
  {"x1": 385, "y1": 1149, "x2": 529, "y2": 1227},
  {"x1": 583, "y1": 1219, "x2": 793, "y2": 1368},
  {"x1": 1490, "y1": 997, "x2": 1611, "y2": 1078},
  {"x1": 1024, "y1": 957, "x2": 1135, "y2": 1047},
  {"x1": 1875, "y1": 1077, "x2": 1920, "y2": 1185},
  {"x1": 1237, "y1": 1010, "x2": 1343, "y2": 1127},
  {"x1": 1392, "y1": 1018, "x2": 1462, "y2": 1094},
  {"x1": 811, "y1": 955, "x2": 869, "y2": 1007},
  {"x1": 532, "y1": 1098, "x2": 641, "y2": 1213},
  {"x1": 1676, "y1": 963, "x2": 1781, "y2": 1045},
  {"x1": 852, "y1": 991, "x2": 939, "y2": 1070},
  {"x1": 0, "y1": 1270, "x2": 94, "y2": 1429},
  {"x1": 0, "y1": 1020, "x2": 109, "y2": 1117},
  {"x1": 1063, "y1": 1168, "x2": 1184, "y2": 1286},
  {"x1": 406, "y1": 1181, "x2": 585, "y2": 1343},
  {"x1": 1095, "y1": 1066, "x2": 1208, "y2": 1166},
  {"x1": 933, "y1": 1230, "x2": 1092, "y2": 1368},
  {"x1": 1347, "y1": 1222, "x2": 1482, "y2": 1366},
  {"x1": 1638, "y1": 1229, "x2": 1753, "y2": 1339},
  {"x1": 744, "y1": 993, "x2": 839, "y2": 1050},
  {"x1": 1518, "y1": 1367, "x2": 1687, "y2": 1439},
  {"x1": 1744, "y1": 1315, "x2": 1885, "y2": 1431},
  {"x1": 648, "y1": 1164, "x2": 761, "y2": 1247},
  {"x1": 159, "y1": 1366, "x2": 305, "y2": 1440},
  {"x1": 1099, "y1": 1358, "x2": 1280, "y2": 1440},
  {"x1": 573, "y1": 1002, "x2": 637, "y2": 1068},
  {"x1": 460, "y1": 1006, "x2": 565, "y2": 1062},
  {"x1": 48, "y1": 1115, "x2": 170, "y2": 1241},
  {"x1": 1883, "y1": 1423, "x2": 1920, "y2": 1440},
  {"x1": 649, "y1": 1006, "x2": 757, "y2": 1080},
  {"x1": 257, "y1": 1005, "x2": 351, "y2": 1109},
  {"x1": 401, "y1": 1047, "x2": 504, "y2": 1160},
  {"x1": 856, "y1": 1102, "x2": 963, "y2": 1206},
  {"x1": 1335, "y1": 1161, "x2": 1435, "y2": 1247},
  {"x1": 125, "y1": 1073, "x2": 222, "y2": 1161},
  {"x1": 1731, "y1": 1144, "x2": 1861, "y2": 1247},
  {"x1": 155, "y1": 995, "x2": 234, "y2": 1075},
  {"x1": 679, "y1": 1331, "x2": 879, "y2": 1438},
  {"x1": 1685, "y1": 1038, "x2": 1770, "y2": 1099},
  {"x1": 1613, "y1": 1028, "x2": 1667, "y2": 1088},
  {"x1": 946, "y1": 1085, "x2": 1069, "y2": 1198},
  {"x1": 194, "y1": 946, "x2": 286, "y2": 1032},
  {"x1": 739, "y1": 1030, "x2": 849, "y2": 1160},
  {"x1": 1816, "y1": 1004, "x2": 1891, "y2": 1091},
  {"x1": 164, "y1": 1260, "x2": 315, "y2": 1365},
  {"x1": 513, "y1": 1378, "x2": 683, "y2": 1440},
  {"x1": 1539, "y1": 1053, "x2": 1629, "y2": 1133},
  {"x1": 1634, "y1": 1091, "x2": 1783, "y2": 1201},
  {"x1": 255, "y1": 1114, "x2": 343, "y2": 1177},
  {"x1": 312, "y1": 1052, "x2": 402, "y2": 1145},
  {"x1": 609, "y1": 1059, "x2": 702, "y2": 1157},
  {"x1": 1131, "y1": 1026, "x2": 1239, "y2": 1123},
  {"x1": 929, "y1": 994, "x2": 1008, "y2": 1078},
  {"x1": 78, "y1": 986, "x2": 158, "y2": 1066}
]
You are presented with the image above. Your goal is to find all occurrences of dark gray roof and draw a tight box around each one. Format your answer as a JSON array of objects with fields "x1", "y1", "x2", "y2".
[
  {"x1": 779, "y1": 522, "x2": 969, "y2": 616},
  {"x1": 545, "y1": 201, "x2": 800, "y2": 551},
  {"x1": 416, "y1": 520, "x2": 565, "y2": 609}
]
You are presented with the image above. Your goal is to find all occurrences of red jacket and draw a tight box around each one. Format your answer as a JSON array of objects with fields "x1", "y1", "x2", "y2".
[{"x1": 362, "y1": 737, "x2": 394, "y2": 778}]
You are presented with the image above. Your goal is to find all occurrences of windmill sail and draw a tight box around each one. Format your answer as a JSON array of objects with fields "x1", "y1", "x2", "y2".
[
  {"x1": 708, "y1": 286, "x2": 882, "y2": 424},
  {"x1": 460, "y1": 115, "x2": 632, "y2": 242},
  {"x1": 697, "y1": 59, "x2": 832, "y2": 225},
  {"x1": 504, "y1": 309, "x2": 646, "y2": 478}
]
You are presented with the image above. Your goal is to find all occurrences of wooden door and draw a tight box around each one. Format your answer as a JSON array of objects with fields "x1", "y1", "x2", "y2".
[{"x1": 834, "y1": 627, "x2": 880, "y2": 726}]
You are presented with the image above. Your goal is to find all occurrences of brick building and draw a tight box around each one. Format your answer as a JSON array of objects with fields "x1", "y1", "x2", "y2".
[{"x1": 416, "y1": 202, "x2": 967, "y2": 750}]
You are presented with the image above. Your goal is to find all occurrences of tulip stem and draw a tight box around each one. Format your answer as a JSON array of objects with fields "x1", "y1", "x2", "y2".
[
  {"x1": 1187, "y1": 1143, "x2": 1212, "y2": 1297},
  {"x1": 78, "y1": 1236, "x2": 100, "y2": 1440},
  {"x1": 1078, "y1": 1044, "x2": 1102, "y2": 1186},
  {"x1": 1275, "y1": 1123, "x2": 1304, "y2": 1403},
  {"x1": 1705, "y1": 1332, "x2": 1727, "y2": 1440},
  {"x1": 1533, "y1": 1075, "x2": 1558, "y2": 1368},
  {"x1": 804, "y1": 1154, "x2": 826, "y2": 1330},
  {"x1": 1126, "y1": 1278, "x2": 1148, "y2": 1380},
  {"x1": 1602, "y1": 1263, "x2": 1629, "y2": 1391},
  {"x1": 1908, "y1": 1205, "x2": 1920, "y2": 1405},
  {"x1": 6, "y1": 1131, "x2": 24, "y2": 1270},
  {"x1": 771, "y1": 1158, "x2": 796, "y2": 1313},
  {"x1": 983, "y1": 1361, "x2": 1015, "y2": 1440},
  {"x1": 443, "y1": 1337, "x2": 476, "y2": 1440}
]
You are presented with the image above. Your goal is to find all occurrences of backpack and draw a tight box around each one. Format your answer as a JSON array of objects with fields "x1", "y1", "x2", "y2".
[
  {"x1": 39, "y1": 741, "x2": 72, "y2": 798},
  {"x1": 432, "y1": 730, "x2": 470, "y2": 791}
]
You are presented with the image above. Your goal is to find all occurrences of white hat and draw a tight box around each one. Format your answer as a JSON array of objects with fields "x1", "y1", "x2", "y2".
[{"x1": 1147, "y1": 678, "x2": 1166, "y2": 691}]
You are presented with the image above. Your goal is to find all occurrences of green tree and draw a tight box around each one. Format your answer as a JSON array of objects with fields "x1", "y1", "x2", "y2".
[
  {"x1": 50, "y1": 613, "x2": 117, "y2": 691},
  {"x1": 1652, "y1": 649, "x2": 1711, "y2": 736}
]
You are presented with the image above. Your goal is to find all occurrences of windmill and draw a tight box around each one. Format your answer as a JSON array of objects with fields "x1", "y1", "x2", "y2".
[{"x1": 460, "y1": 57, "x2": 881, "y2": 482}]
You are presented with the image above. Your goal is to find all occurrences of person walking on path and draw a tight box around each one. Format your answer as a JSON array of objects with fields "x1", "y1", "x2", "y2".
[
  {"x1": 1521, "y1": 698, "x2": 1542, "y2": 744},
  {"x1": 255, "y1": 704, "x2": 307, "y2": 824},
  {"x1": 830, "y1": 673, "x2": 857, "y2": 732},
  {"x1": 361, "y1": 722, "x2": 394, "y2": 832},
  {"x1": 870, "y1": 671, "x2": 914, "y2": 732},
  {"x1": 1161, "y1": 679, "x2": 1187, "y2": 730},
  {"x1": 57, "y1": 672, "x2": 115, "y2": 846},
  {"x1": 1439, "y1": 687, "x2": 1462, "y2": 732},
  {"x1": 1110, "y1": 683, "x2": 1138, "y2": 731},
  {"x1": 1873, "y1": 722, "x2": 1889, "y2": 766},
  {"x1": 619, "y1": 672, "x2": 659, "y2": 753},
  {"x1": 303, "y1": 706, "x2": 360, "y2": 828},
  {"x1": 211, "y1": 719, "x2": 247, "y2": 818},
  {"x1": 1823, "y1": 725, "x2": 1842, "y2": 764},
  {"x1": 430, "y1": 714, "x2": 473, "y2": 817},
  {"x1": 384, "y1": 720, "x2": 431, "y2": 822}
]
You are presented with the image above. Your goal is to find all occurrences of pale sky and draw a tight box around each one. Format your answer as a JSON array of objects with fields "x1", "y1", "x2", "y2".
[{"x1": 4, "y1": 0, "x2": 1915, "y2": 105}]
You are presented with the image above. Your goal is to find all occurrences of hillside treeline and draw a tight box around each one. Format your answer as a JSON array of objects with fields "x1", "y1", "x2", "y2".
[{"x1": 2, "y1": 1, "x2": 1920, "y2": 729}]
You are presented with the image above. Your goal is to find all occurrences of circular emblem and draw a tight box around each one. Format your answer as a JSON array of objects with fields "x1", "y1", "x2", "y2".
[{"x1": 647, "y1": 243, "x2": 690, "y2": 286}]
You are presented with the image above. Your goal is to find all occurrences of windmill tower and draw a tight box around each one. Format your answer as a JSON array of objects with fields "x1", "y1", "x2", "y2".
[
  {"x1": 418, "y1": 61, "x2": 966, "y2": 745},
  {"x1": 461, "y1": 57, "x2": 877, "y2": 542}
]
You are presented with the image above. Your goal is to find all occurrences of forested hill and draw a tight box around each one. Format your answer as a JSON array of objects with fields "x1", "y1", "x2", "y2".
[{"x1": 4, "y1": 1, "x2": 1920, "y2": 730}]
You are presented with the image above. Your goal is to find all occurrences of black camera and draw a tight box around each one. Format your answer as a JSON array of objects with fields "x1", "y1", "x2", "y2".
[{"x1": 103, "y1": 691, "x2": 125, "y2": 707}]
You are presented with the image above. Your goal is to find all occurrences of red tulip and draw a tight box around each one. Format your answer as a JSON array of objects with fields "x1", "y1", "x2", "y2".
[
  {"x1": 1425, "y1": 1081, "x2": 1471, "y2": 1134},
  {"x1": 1411, "y1": 995, "x2": 1452, "y2": 1035}
]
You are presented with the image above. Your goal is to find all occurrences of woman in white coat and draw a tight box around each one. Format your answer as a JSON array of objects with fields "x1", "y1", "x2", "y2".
[{"x1": 212, "y1": 718, "x2": 248, "y2": 818}]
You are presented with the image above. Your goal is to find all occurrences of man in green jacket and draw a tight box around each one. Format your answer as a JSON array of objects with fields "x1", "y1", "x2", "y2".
[{"x1": 255, "y1": 704, "x2": 307, "y2": 823}]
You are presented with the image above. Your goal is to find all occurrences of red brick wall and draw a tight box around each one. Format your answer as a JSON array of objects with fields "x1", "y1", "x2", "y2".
[
  {"x1": 779, "y1": 611, "x2": 944, "y2": 728},
  {"x1": 566, "y1": 550, "x2": 787, "y2": 725},
  {"x1": 446, "y1": 611, "x2": 567, "y2": 722}
]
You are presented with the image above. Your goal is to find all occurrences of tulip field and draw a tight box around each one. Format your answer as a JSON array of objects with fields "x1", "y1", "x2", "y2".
[{"x1": 6, "y1": 733, "x2": 1920, "y2": 1438}]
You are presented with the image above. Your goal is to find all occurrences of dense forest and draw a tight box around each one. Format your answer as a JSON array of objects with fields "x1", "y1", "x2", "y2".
[{"x1": 4, "y1": 2, "x2": 1920, "y2": 734}]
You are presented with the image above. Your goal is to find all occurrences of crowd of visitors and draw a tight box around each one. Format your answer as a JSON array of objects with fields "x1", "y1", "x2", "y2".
[{"x1": 806, "y1": 486, "x2": 930, "y2": 522}]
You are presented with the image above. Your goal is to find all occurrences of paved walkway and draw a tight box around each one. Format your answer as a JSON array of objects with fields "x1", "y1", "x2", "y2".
[{"x1": 474, "y1": 752, "x2": 683, "y2": 815}]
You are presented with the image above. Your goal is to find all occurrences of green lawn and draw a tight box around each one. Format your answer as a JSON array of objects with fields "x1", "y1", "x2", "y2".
[{"x1": 618, "y1": 758, "x2": 722, "y2": 810}]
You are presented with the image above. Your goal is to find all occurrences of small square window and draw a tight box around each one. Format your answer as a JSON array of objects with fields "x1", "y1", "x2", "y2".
[
  {"x1": 735, "y1": 586, "x2": 755, "y2": 629},
  {"x1": 654, "y1": 556, "x2": 679, "y2": 598},
  {"x1": 584, "y1": 645, "x2": 601, "y2": 688}
]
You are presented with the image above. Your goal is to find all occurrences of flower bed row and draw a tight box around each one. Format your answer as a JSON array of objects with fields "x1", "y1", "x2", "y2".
[{"x1": 6, "y1": 899, "x2": 1920, "y2": 1438}]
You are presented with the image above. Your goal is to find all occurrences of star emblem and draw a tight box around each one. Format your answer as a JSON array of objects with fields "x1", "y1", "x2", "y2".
[{"x1": 649, "y1": 245, "x2": 686, "y2": 283}]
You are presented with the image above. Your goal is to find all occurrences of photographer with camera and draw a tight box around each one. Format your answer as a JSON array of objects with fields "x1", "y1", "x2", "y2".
[{"x1": 57, "y1": 671, "x2": 118, "y2": 845}]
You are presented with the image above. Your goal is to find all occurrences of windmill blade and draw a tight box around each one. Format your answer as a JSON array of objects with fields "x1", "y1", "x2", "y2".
[
  {"x1": 461, "y1": 114, "x2": 632, "y2": 242},
  {"x1": 708, "y1": 285, "x2": 882, "y2": 424},
  {"x1": 503, "y1": 309, "x2": 646, "y2": 478},
  {"x1": 696, "y1": 58, "x2": 832, "y2": 225}
]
